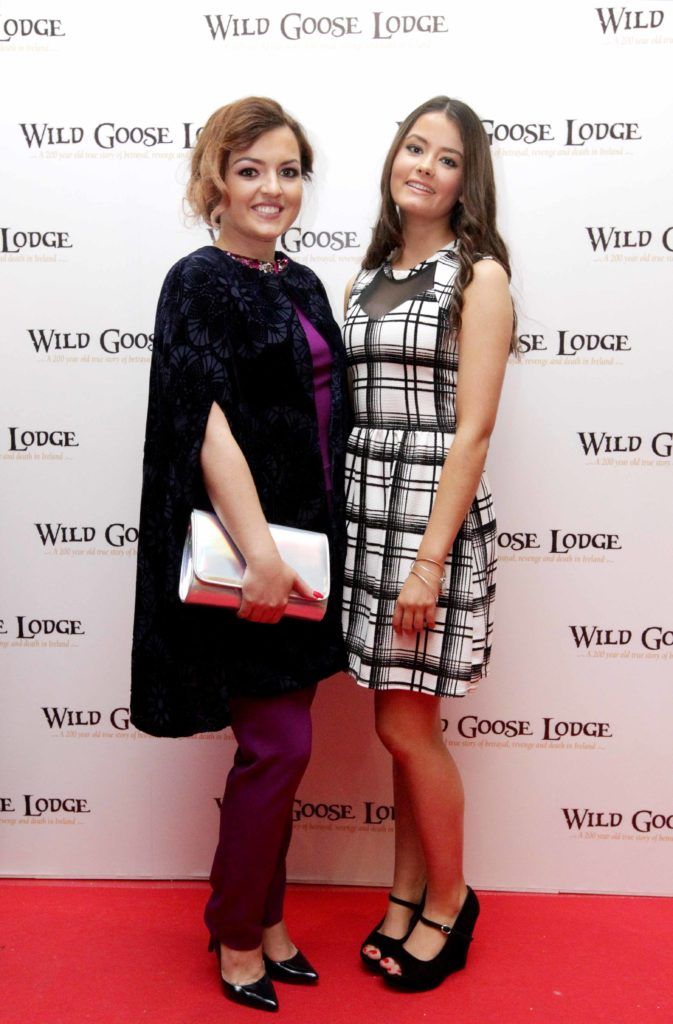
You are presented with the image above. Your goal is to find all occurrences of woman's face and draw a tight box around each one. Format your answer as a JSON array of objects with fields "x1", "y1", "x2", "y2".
[
  {"x1": 218, "y1": 126, "x2": 303, "y2": 253},
  {"x1": 390, "y1": 111, "x2": 464, "y2": 225}
]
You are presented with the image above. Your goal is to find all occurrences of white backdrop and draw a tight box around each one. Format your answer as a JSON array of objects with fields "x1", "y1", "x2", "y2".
[{"x1": 1, "y1": 0, "x2": 672, "y2": 895}]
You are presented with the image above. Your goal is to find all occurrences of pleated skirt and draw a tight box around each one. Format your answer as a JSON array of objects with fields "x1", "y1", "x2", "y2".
[{"x1": 342, "y1": 426, "x2": 497, "y2": 697}]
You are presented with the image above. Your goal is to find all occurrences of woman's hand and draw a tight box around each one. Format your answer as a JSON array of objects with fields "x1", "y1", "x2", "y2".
[
  {"x1": 238, "y1": 556, "x2": 320, "y2": 624},
  {"x1": 392, "y1": 568, "x2": 441, "y2": 635},
  {"x1": 200, "y1": 403, "x2": 322, "y2": 625}
]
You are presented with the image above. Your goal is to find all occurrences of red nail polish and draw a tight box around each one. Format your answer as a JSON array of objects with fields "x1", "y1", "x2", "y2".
[{"x1": 313, "y1": 591, "x2": 324, "y2": 598}]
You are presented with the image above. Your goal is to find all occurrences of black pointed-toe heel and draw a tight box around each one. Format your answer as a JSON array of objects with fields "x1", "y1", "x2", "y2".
[
  {"x1": 263, "y1": 948, "x2": 319, "y2": 984},
  {"x1": 383, "y1": 886, "x2": 480, "y2": 991},
  {"x1": 209, "y1": 937, "x2": 279, "y2": 1012},
  {"x1": 360, "y1": 889, "x2": 426, "y2": 973}
]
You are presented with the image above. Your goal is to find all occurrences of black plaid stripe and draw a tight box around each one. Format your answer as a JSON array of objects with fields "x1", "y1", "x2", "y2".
[{"x1": 342, "y1": 247, "x2": 497, "y2": 698}]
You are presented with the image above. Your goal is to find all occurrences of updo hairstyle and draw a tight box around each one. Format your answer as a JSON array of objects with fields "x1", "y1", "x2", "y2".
[{"x1": 186, "y1": 96, "x2": 313, "y2": 226}]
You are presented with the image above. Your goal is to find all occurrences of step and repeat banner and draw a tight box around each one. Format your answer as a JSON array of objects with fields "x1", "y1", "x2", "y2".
[{"x1": 1, "y1": 1, "x2": 672, "y2": 895}]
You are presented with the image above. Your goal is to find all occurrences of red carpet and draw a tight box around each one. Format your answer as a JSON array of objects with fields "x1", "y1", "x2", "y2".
[{"x1": 1, "y1": 882, "x2": 670, "y2": 1024}]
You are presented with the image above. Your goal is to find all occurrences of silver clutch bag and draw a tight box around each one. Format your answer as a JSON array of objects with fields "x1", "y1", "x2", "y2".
[{"x1": 179, "y1": 509, "x2": 330, "y2": 622}]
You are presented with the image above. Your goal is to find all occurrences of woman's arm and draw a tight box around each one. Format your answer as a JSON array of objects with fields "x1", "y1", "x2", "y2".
[
  {"x1": 200, "y1": 401, "x2": 316, "y2": 623},
  {"x1": 393, "y1": 259, "x2": 513, "y2": 635}
]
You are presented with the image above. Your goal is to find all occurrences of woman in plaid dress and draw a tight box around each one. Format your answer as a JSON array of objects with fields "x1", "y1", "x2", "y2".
[{"x1": 342, "y1": 97, "x2": 515, "y2": 991}]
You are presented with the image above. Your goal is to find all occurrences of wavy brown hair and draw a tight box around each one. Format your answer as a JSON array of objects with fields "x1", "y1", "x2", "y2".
[
  {"x1": 186, "y1": 96, "x2": 313, "y2": 226},
  {"x1": 364, "y1": 96, "x2": 517, "y2": 352}
]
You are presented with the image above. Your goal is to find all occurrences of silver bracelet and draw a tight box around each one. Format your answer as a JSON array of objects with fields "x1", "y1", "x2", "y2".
[
  {"x1": 415, "y1": 556, "x2": 445, "y2": 571},
  {"x1": 409, "y1": 568, "x2": 440, "y2": 602},
  {"x1": 412, "y1": 559, "x2": 446, "y2": 585}
]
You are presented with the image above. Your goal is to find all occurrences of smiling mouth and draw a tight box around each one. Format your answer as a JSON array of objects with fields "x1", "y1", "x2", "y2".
[
  {"x1": 252, "y1": 204, "x2": 283, "y2": 217},
  {"x1": 406, "y1": 181, "x2": 434, "y2": 195}
]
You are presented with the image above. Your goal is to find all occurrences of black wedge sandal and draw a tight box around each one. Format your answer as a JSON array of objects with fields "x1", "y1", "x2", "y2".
[
  {"x1": 383, "y1": 886, "x2": 480, "y2": 991},
  {"x1": 360, "y1": 889, "x2": 426, "y2": 973}
]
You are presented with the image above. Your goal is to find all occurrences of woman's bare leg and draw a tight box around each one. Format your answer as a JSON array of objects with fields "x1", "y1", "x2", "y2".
[
  {"x1": 362, "y1": 755, "x2": 426, "y2": 960},
  {"x1": 375, "y1": 690, "x2": 468, "y2": 968}
]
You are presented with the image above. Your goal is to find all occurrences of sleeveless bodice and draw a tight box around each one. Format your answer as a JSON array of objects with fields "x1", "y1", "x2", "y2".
[{"x1": 343, "y1": 242, "x2": 460, "y2": 432}]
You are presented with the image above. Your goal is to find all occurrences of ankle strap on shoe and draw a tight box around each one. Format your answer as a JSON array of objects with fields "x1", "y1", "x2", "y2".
[
  {"x1": 389, "y1": 892, "x2": 422, "y2": 912},
  {"x1": 419, "y1": 914, "x2": 473, "y2": 942}
]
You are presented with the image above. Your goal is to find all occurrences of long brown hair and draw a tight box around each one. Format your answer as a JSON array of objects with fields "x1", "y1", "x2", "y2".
[
  {"x1": 186, "y1": 96, "x2": 313, "y2": 225},
  {"x1": 364, "y1": 96, "x2": 517, "y2": 352}
]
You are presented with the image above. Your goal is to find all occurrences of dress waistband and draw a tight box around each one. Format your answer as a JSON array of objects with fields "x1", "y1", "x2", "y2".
[{"x1": 352, "y1": 423, "x2": 456, "y2": 436}]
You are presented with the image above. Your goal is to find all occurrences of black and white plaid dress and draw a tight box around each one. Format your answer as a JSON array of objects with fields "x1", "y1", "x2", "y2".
[{"x1": 342, "y1": 242, "x2": 497, "y2": 697}]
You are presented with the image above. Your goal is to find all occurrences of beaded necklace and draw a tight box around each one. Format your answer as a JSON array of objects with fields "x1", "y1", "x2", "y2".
[{"x1": 219, "y1": 249, "x2": 289, "y2": 274}]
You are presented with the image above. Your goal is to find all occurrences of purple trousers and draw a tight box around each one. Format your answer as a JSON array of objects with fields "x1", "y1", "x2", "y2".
[{"x1": 204, "y1": 684, "x2": 316, "y2": 950}]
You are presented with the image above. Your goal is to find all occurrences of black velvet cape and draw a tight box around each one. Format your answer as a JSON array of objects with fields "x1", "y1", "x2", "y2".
[{"x1": 130, "y1": 246, "x2": 351, "y2": 738}]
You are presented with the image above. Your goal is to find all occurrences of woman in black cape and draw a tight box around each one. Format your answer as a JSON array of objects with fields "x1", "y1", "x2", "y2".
[{"x1": 130, "y1": 97, "x2": 350, "y2": 1012}]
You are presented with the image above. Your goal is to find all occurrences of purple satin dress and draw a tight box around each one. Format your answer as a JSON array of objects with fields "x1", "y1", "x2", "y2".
[{"x1": 294, "y1": 304, "x2": 333, "y2": 502}]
